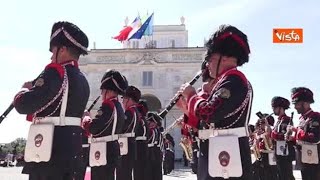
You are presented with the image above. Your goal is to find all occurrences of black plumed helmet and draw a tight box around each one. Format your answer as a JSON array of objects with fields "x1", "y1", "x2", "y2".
[
  {"x1": 50, "y1": 21, "x2": 89, "y2": 55},
  {"x1": 205, "y1": 24, "x2": 250, "y2": 66},
  {"x1": 271, "y1": 96, "x2": 290, "y2": 109},
  {"x1": 123, "y1": 86, "x2": 141, "y2": 102},
  {"x1": 291, "y1": 87, "x2": 314, "y2": 104},
  {"x1": 100, "y1": 69, "x2": 128, "y2": 95}
]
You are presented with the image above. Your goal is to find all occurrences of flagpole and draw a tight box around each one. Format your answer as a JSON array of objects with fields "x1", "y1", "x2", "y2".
[{"x1": 146, "y1": 11, "x2": 149, "y2": 48}]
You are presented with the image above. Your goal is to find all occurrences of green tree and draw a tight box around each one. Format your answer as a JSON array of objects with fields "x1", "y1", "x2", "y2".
[
  {"x1": 1, "y1": 138, "x2": 26, "y2": 155},
  {"x1": 11, "y1": 138, "x2": 26, "y2": 155}
]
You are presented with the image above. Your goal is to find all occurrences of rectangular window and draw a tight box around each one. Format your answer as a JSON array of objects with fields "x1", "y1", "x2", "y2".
[
  {"x1": 132, "y1": 41, "x2": 139, "y2": 48},
  {"x1": 132, "y1": 41, "x2": 135, "y2": 48},
  {"x1": 170, "y1": 40, "x2": 175, "y2": 48},
  {"x1": 142, "y1": 71, "x2": 153, "y2": 86},
  {"x1": 153, "y1": 40, "x2": 157, "y2": 48}
]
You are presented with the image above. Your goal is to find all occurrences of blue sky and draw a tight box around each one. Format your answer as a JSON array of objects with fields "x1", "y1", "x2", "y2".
[{"x1": 0, "y1": 0, "x2": 319, "y2": 143}]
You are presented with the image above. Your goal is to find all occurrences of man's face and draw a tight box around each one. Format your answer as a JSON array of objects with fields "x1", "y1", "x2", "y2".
[
  {"x1": 50, "y1": 46, "x2": 67, "y2": 63},
  {"x1": 50, "y1": 46, "x2": 59, "y2": 63},
  {"x1": 293, "y1": 101, "x2": 306, "y2": 114},
  {"x1": 100, "y1": 89, "x2": 106, "y2": 96},
  {"x1": 121, "y1": 96, "x2": 130, "y2": 109},
  {"x1": 272, "y1": 107, "x2": 280, "y2": 116},
  {"x1": 206, "y1": 53, "x2": 222, "y2": 78},
  {"x1": 148, "y1": 121, "x2": 156, "y2": 128}
]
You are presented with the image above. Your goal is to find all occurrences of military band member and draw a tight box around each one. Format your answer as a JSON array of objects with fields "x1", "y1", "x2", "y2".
[
  {"x1": 189, "y1": 125, "x2": 200, "y2": 174},
  {"x1": 78, "y1": 111, "x2": 91, "y2": 180},
  {"x1": 179, "y1": 115, "x2": 199, "y2": 173},
  {"x1": 163, "y1": 133, "x2": 175, "y2": 175},
  {"x1": 179, "y1": 25, "x2": 253, "y2": 180},
  {"x1": 83, "y1": 70, "x2": 128, "y2": 180},
  {"x1": 248, "y1": 124, "x2": 257, "y2": 169},
  {"x1": 13, "y1": 21, "x2": 90, "y2": 180},
  {"x1": 176, "y1": 60, "x2": 214, "y2": 116},
  {"x1": 288, "y1": 87, "x2": 320, "y2": 180},
  {"x1": 116, "y1": 86, "x2": 141, "y2": 180},
  {"x1": 254, "y1": 114, "x2": 278, "y2": 180},
  {"x1": 248, "y1": 124, "x2": 255, "y2": 148},
  {"x1": 177, "y1": 62, "x2": 214, "y2": 175},
  {"x1": 181, "y1": 119, "x2": 191, "y2": 168},
  {"x1": 156, "y1": 120, "x2": 165, "y2": 180},
  {"x1": 271, "y1": 96, "x2": 295, "y2": 180},
  {"x1": 134, "y1": 99, "x2": 149, "y2": 180},
  {"x1": 144, "y1": 112, "x2": 163, "y2": 180}
]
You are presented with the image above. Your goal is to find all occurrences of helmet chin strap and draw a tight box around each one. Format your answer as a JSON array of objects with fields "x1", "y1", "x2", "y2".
[
  {"x1": 215, "y1": 55, "x2": 223, "y2": 78},
  {"x1": 55, "y1": 47, "x2": 61, "y2": 64}
]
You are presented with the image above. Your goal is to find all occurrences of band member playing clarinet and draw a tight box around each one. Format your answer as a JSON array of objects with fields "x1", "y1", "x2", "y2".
[
  {"x1": 178, "y1": 24, "x2": 253, "y2": 180},
  {"x1": 145, "y1": 112, "x2": 163, "y2": 180},
  {"x1": 270, "y1": 96, "x2": 295, "y2": 180},
  {"x1": 163, "y1": 133, "x2": 175, "y2": 175},
  {"x1": 83, "y1": 70, "x2": 128, "y2": 180},
  {"x1": 116, "y1": 86, "x2": 141, "y2": 180},
  {"x1": 78, "y1": 110, "x2": 91, "y2": 180},
  {"x1": 134, "y1": 99, "x2": 149, "y2": 180},
  {"x1": 177, "y1": 62, "x2": 214, "y2": 174},
  {"x1": 288, "y1": 87, "x2": 320, "y2": 180},
  {"x1": 13, "y1": 21, "x2": 90, "y2": 180}
]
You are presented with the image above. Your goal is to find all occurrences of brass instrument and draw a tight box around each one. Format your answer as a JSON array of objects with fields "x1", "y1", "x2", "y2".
[
  {"x1": 256, "y1": 112, "x2": 274, "y2": 123},
  {"x1": 263, "y1": 130, "x2": 274, "y2": 151},
  {"x1": 251, "y1": 135, "x2": 261, "y2": 160},
  {"x1": 256, "y1": 112, "x2": 274, "y2": 151},
  {"x1": 162, "y1": 115, "x2": 184, "y2": 135},
  {"x1": 163, "y1": 115, "x2": 194, "y2": 162},
  {"x1": 179, "y1": 137, "x2": 193, "y2": 161}
]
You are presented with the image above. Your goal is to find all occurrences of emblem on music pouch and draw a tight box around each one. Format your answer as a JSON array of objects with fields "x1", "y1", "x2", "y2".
[
  {"x1": 95, "y1": 151, "x2": 101, "y2": 160},
  {"x1": 280, "y1": 145, "x2": 285, "y2": 152},
  {"x1": 34, "y1": 134, "x2": 43, "y2": 147},
  {"x1": 307, "y1": 149, "x2": 312, "y2": 156},
  {"x1": 273, "y1": 155, "x2": 276, "y2": 162},
  {"x1": 119, "y1": 142, "x2": 124, "y2": 148},
  {"x1": 219, "y1": 151, "x2": 230, "y2": 167}
]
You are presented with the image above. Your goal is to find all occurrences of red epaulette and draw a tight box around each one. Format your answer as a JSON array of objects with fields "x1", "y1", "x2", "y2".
[
  {"x1": 102, "y1": 98, "x2": 116, "y2": 110},
  {"x1": 271, "y1": 131, "x2": 284, "y2": 140},
  {"x1": 26, "y1": 114, "x2": 33, "y2": 122},
  {"x1": 222, "y1": 69, "x2": 247, "y2": 85},
  {"x1": 281, "y1": 115, "x2": 291, "y2": 122},
  {"x1": 310, "y1": 112, "x2": 320, "y2": 119},
  {"x1": 126, "y1": 106, "x2": 136, "y2": 116},
  {"x1": 45, "y1": 63, "x2": 64, "y2": 79}
]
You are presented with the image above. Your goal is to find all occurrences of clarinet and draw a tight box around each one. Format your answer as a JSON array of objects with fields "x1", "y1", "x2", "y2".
[
  {"x1": 0, "y1": 104, "x2": 14, "y2": 124},
  {"x1": 158, "y1": 70, "x2": 203, "y2": 119},
  {"x1": 283, "y1": 112, "x2": 294, "y2": 155},
  {"x1": 0, "y1": 72, "x2": 43, "y2": 124},
  {"x1": 87, "y1": 96, "x2": 100, "y2": 112}
]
